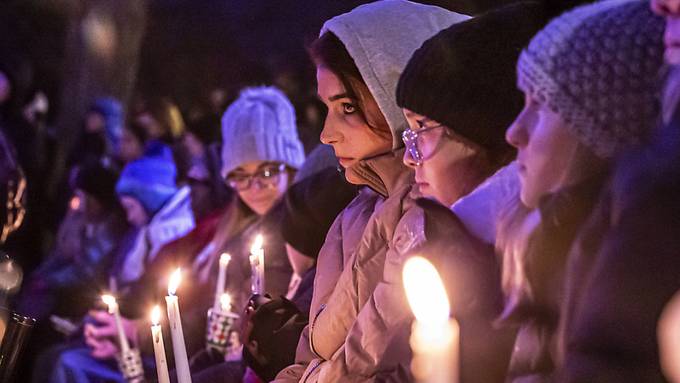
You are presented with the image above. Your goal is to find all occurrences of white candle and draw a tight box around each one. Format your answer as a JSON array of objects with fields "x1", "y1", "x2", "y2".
[
  {"x1": 165, "y1": 268, "x2": 192, "y2": 383},
  {"x1": 150, "y1": 306, "x2": 171, "y2": 383},
  {"x1": 101, "y1": 294, "x2": 130, "y2": 353},
  {"x1": 214, "y1": 253, "x2": 231, "y2": 311},
  {"x1": 249, "y1": 235, "x2": 265, "y2": 294},
  {"x1": 403, "y1": 256, "x2": 459, "y2": 383}
]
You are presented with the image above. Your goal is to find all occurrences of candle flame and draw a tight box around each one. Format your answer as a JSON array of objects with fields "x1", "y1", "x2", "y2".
[
  {"x1": 220, "y1": 253, "x2": 231, "y2": 266},
  {"x1": 151, "y1": 305, "x2": 161, "y2": 325},
  {"x1": 403, "y1": 256, "x2": 450, "y2": 325},
  {"x1": 168, "y1": 268, "x2": 182, "y2": 296},
  {"x1": 251, "y1": 234, "x2": 264, "y2": 254},
  {"x1": 101, "y1": 294, "x2": 117, "y2": 313},
  {"x1": 220, "y1": 293, "x2": 232, "y2": 312}
]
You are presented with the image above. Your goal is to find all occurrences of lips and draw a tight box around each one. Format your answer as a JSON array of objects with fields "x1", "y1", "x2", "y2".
[{"x1": 337, "y1": 157, "x2": 354, "y2": 167}]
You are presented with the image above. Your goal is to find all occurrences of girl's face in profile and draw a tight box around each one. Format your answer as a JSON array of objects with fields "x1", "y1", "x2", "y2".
[{"x1": 317, "y1": 66, "x2": 392, "y2": 170}]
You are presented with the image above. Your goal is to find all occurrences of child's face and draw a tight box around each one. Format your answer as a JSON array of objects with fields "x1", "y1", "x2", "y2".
[
  {"x1": 505, "y1": 93, "x2": 581, "y2": 208},
  {"x1": 228, "y1": 161, "x2": 289, "y2": 215}
]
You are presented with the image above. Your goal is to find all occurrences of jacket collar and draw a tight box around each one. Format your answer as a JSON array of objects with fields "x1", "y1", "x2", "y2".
[{"x1": 344, "y1": 148, "x2": 413, "y2": 198}]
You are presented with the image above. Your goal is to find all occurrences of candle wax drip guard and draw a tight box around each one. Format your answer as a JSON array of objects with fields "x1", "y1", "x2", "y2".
[
  {"x1": 116, "y1": 348, "x2": 144, "y2": 383},
  {"x1": 206, "y1": 309, "x2": 239, "y2": 353}
]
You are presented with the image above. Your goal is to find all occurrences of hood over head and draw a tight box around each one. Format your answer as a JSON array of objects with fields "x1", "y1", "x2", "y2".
[{"x1": 320, "y1": 0, "x2": 470, "y2": 149}]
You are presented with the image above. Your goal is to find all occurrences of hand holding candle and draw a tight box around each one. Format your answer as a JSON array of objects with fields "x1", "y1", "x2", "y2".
[
  {"x1": 101, "y1": 294, "x2": 130, "y2": 353},
  {"x1": 165, "y1": 268, "x2": 192, "y2": 383},
  {"x1": 403, "y1": 256, "x2": 459, "y2": 383},
  {"x1": 150, "y1": 305, "x2": 170, "y2": 383}
]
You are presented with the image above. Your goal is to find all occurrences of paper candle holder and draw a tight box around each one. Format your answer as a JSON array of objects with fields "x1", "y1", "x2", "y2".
[
  {"x1": 116, "y1": 347, "x2": 145, "y2": 383},
  {"x1": 206, "y1": 309, "x2": 239, "y2": 353}
]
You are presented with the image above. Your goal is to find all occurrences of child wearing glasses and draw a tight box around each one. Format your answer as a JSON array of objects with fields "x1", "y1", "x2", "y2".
[
  {"x1": 389, "y1": 4, "x2": 551, "y2": 382},
  {"x1": 203, "y1": 86, "x2": 306, "y2": 319}
]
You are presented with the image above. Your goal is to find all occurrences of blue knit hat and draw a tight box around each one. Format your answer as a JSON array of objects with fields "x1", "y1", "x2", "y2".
[
  {"x1": 115, "y1": 143, "x2": 178, "y2": 215},
  {"x1": 517, "y1": 0, "x2": 665, "y2": 158}
]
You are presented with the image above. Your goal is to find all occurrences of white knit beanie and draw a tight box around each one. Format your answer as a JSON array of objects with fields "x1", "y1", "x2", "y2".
[
  {"x1": 220, "y1": 86, "x2": 305, "y2": 177},
  {"x1": 517, "y1": 0, "x2": 665, "y2": 159}
]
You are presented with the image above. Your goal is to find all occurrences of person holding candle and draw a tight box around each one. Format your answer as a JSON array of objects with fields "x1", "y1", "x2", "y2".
[
  {"x1": 273, "y1": 2, "x2": 468, "y2": 382},
  {"x1": 199, "y1": 85, "x2": 305, "y2": 316},
  {"x1": 493, "y1": 1, "x2": 665, "y2": 381}
]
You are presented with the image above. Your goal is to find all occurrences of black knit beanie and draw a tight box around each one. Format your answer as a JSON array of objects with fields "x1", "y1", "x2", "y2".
[
  {"x1": 280, "y1": 168, "x2": 357, "y2": 259},
  {"x1": 73, "y1": 162, "x2": 119, "y2": 208},
  {"x1": 396, "y1": 2, "x2": 550, "y2": 164}
]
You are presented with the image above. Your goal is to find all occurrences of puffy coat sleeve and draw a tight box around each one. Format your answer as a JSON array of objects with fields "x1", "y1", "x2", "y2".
[{"x1": 316, "y1": 199, "x2": 514, "y2": 383}]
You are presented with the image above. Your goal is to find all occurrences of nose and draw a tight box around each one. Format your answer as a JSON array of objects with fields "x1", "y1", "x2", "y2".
[
  {"x1": 653, "y1": 0, "x2": 680, "y2": 16},
  {"x1": 505, "y1": 111, "x2": 529, "y2": 149},
  {"x1": 320, "y1": 115, "x2": 340, "y2": 145},
  {"x1": 403, "y1": 146, "x2": 418, "y2": 168}
]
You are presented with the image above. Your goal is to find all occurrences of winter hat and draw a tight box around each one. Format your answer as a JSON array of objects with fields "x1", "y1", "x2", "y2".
[
  {"x1": 281, "y1": 167, "x2": 358, "y2": 258},
  {"x1": 89, "y1": 97, "x2": 123, "y2": 153},
  {"x1": 72, "y1": 161, "x2": 119, "y2": 208},
  {"x1": 115, "y1": 143, "x2": 178, "y2": 216},
  {"x1": 517, "y1": 0, "x2": 665, "y2": 159},
  {"x1": 220, "y1": 86, "x2": 305, "y2": 178},
  {"x1": 397, "y1": 2, "x2": 550, "y2": 163},
  {"x1": 321, "y1": 0, "x2": 470, "y2": 149}
]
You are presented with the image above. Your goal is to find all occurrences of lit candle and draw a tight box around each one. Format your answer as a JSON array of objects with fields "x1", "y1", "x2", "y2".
[
  {"x1": 101, "y1": 294, "x2": 130, "y2": 353},
  {"x1": 214, "y1": 253, "x2": 231, "y2": 311},
  {"x1": 403, "y1": 256, "x2": 459, "y2": 383},
  {"x1": 150, "y1": 306, "x2": 170, "y2": 383},
  {"x1": 219, "y1": 293, "x2": 232, "y2": 313},
  {"x1": 165, "y1": 268, "x2": 192, "y2": 383},
  {"x1": 249, "y1": 235, "x2": 265, "y2": 294}
]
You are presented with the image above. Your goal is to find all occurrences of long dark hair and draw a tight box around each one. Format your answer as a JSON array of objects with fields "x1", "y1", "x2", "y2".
[{"x1": 308, "y1": 32, "x2": 391, "y2": 139}]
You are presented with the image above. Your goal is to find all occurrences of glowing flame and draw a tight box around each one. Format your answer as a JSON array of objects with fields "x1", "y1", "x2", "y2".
[
  {"x1": 219, "y1": 253, "x2": 232, "y2": 267},
  {"x1": 70, "y1": 196, "x2": 81, "y2": 211},
  {"x1": 402, "y1": 256, "x2": 450, "y2": 325},
  {"x1": 151, "y1": 305, "x2": 161, "y2": 326},
  {"x1": 168, "y1": 268, "x2": 182, "y2": 296},
  {"x1": 251, "y1": 234, "x2": 264, "y2": 254},
  {"x1": 101, "y1": 294, "x2": 117, "y2": 313},
  {"x1": 220, "y1": 293, "x2": 232, "y2": 312}
]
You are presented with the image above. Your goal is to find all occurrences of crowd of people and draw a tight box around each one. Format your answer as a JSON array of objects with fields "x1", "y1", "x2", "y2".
[{"x1": 0, "y1": 0, "x2": 679, "y2": 381}]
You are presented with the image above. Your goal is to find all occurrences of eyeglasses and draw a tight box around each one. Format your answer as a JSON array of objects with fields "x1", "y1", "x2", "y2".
[
  {"x1": 401, "y1": 124, "x2": 446, "y2": 166},
  {"x1": 225, "y1": 163, "x2": 287, "y2": 191}
]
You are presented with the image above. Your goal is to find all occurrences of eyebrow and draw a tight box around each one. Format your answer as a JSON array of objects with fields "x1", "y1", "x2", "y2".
[{"x1": 328, "y1": 93, "x2": 352, "y2": 102}]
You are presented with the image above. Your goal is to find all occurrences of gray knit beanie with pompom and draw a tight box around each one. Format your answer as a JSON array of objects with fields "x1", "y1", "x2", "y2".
[{"x1": 517, "y1": 0, "x2": 665, "y2": 158}]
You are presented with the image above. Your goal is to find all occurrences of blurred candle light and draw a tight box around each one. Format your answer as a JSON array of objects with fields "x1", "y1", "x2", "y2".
[
  {"x1": 150, "y1": 306, "x2": 170, "y2": 383},
  {"x1": 249, "y1": 235, "x2": 265, "y2": 294},
  {"x1": 101, "y1": 294, "x2": 130, "y2": 353},
  {"x1": 219, "y1": 293, "x2": 232, "y2": 313},
  {"x1": 403, "y1": 256, "x2": 459, "y2": 383},
  {"x1": 214, "y1": 253, "x2": 231, "y2": 311},
  {"x1": 165, "y1": 269, "x2": 192, "y2": 383}
]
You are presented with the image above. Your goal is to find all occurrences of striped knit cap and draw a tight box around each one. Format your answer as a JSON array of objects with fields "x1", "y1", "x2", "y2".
[{"x1": 517, "y1": 0, "x2": 665, "y2": 158}]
